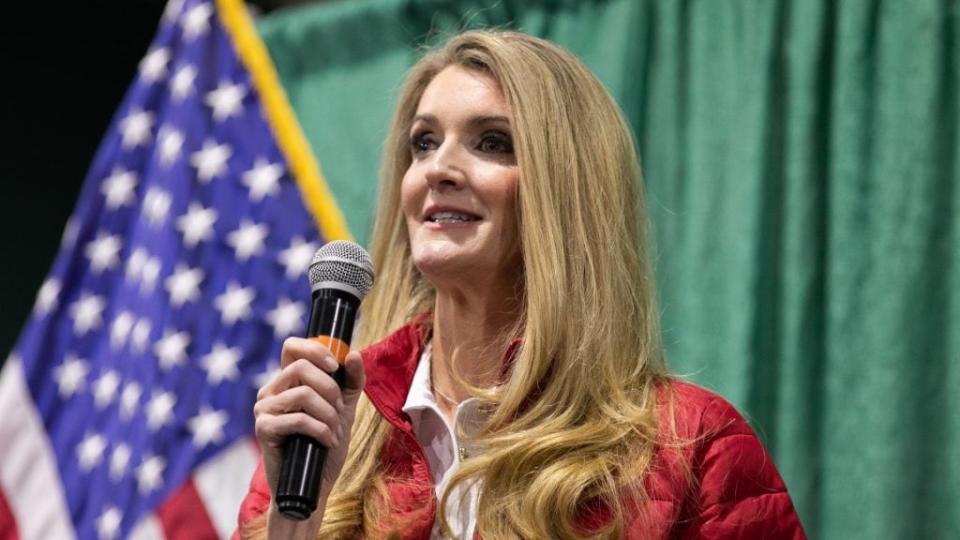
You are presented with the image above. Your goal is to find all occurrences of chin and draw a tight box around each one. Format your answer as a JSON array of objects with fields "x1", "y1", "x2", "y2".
[
  {"x1": 412, "y1": 241, "x2": 492, "y2": 284},
  {"x1": 412, "y1": 241, "x2": 466, "y2": 272}
]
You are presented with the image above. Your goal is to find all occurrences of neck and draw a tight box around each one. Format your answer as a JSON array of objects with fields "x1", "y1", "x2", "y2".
[{"x1": 429, "y1": 281, "x2": 521, "y2": 409}]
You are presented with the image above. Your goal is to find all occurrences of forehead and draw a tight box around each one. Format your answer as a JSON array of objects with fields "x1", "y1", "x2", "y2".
[{"x1": 415, "y1": 65, "x2": 510, "y2": 119}]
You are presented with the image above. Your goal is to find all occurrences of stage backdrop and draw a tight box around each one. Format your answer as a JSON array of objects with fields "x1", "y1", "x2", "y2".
[{"x1": 255, "y1": 1, "x2": 959, "y2": 539}]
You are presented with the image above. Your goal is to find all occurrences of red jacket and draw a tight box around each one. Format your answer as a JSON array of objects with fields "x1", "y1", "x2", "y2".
[{"x1": 236, "y1": 321, "x2": 806, "y2": 539}]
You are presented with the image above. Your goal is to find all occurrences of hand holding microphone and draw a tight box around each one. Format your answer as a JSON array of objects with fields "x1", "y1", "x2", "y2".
[{"x1": 252, "y1": 241, "x2": 373, "y2": 531}]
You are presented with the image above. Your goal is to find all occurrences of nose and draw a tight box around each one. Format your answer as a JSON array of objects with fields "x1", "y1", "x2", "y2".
[{"x1": 424, "y1": 141, "x2": 467, "y2": 191}]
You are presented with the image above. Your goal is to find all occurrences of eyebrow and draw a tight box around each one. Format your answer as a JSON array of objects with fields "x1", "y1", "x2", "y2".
[{"x1": 412, "y1": 113, "x2": 511, "y2": 128}]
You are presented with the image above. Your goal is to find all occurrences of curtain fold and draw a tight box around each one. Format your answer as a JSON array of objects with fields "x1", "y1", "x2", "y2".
[{"x1": 257, "y1": 1, "x2": 960, "y2": 537}]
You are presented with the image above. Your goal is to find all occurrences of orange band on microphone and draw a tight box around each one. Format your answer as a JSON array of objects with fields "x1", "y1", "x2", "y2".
[{"x1": 312, "y1": 336, "x2": 350, "y2": 364}]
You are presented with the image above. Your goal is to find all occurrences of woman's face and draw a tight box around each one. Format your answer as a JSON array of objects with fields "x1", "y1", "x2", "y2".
[{"x1": 401, "y1": 65, "x2": 521, "y2": 289}]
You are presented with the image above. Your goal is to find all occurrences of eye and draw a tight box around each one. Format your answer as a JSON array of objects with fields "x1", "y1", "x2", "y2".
[
  {"x1": 410, "y1": 131, "x2": 437, "y2": 155},
  {"x1": 478, "y1": 131, "x2": 513, "y2": 154}
]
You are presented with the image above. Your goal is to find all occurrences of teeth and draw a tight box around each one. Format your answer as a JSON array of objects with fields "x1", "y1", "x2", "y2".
[{"x1": 428, "y1": 211, "x2": 476, "y2": 223}]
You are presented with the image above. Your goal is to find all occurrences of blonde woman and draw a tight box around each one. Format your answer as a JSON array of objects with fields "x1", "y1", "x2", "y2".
[{"x1": 237, "y1": 30, "x2": 806, "y2": 539}]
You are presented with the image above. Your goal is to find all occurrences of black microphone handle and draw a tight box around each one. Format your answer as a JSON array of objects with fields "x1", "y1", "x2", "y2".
[{"x1": 275, "y1": 288, "x2": 358, "y2": 520}]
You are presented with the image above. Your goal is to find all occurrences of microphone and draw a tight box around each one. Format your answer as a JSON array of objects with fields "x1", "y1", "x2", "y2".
[{"x1": 275, "y1": 240, "x2": 374, "y2": 520}]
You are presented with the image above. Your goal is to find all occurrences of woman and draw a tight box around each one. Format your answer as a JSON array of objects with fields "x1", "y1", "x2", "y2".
[{"x1": 238, "y1": 30, "x2": 806, "y2": 539}]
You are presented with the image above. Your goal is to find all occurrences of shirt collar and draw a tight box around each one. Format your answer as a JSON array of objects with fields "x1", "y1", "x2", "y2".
[{"x1": 402, "y1": 342, "x2": 437, "y2": 415}]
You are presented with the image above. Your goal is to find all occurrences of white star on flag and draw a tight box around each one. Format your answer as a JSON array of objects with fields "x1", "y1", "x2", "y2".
[
  {"x1": 162, "y1": 0, "x2": 184, "y2": 23},
  {"x1": 226, "y1": 220, "x2": 269, "y2": 261},
  {"x1": 139, "y1": 47, "x2": 170, "y2": 83},
  {"x1": 143, "y1": 186, "x2": 173, "y2": 226},
  {"x1": 165, "y1": 264, "x2": 204, "y2": 306},
  {"x1": 181, "y1": 2, "x2": 213, "y2": 40},
  {"x1": 92, "y1": 370, "x2": 121, "y2": 409},
  {"x1": 131, "y1": 318, "x2": 153, "y2": 353},
  {"x1": 154, "y1": 330, "x2": 191, "y2": 371},
  {"x1": 265, "y1": 298, "x2": 306, "y2": 338},
  {"x1": 33, "y1": 277, "x2": 61, "y2": 316},
  {"x1": 176, "y1": 202, "x2": 218, "y2": 247},
  {"x1": 61, "y1": 216, "x2": 80, "y2": 249},
  {"x1": 201, "y1": 343, "x2": 242, "y2": 384},
  {"x1": 53, "y1": 355, "x2": 89, "y2": 398},
  {"x1": 169, "y1": 64, "x2": 197, "y2": 101},
  {"x1": 70, "y1": 293, "x2": 106, "y2": 335},
  {"x1": 95, "y1": 505, "x2": 122, "y2": 540},
  {"x1": 118, "y1": 108, "x2": 155, "y2": 149},
  {"x1": 241, "y1": 158, "x2": 284, "y2": 201},
  {"x1": 110, "y1": 311, "x2": 135, "y2": 350},
  {"x1": 136, "y1": 455, "x2": 166, "y2": 495},
  {"x1": 126, "y1": 248, "x2": 147, "y2": 283},
  {"x1": 213, "y1": 282, "x2": 255, "y2": 324},
  {"x1": 277, "y1": 236, "x2": 317, "y2": 280},
  {"x1": 76, "y1": 433, "x2": 107, "y2": 471},
  {"x1": 140, "y1": 255, "x2": 162, "y2": 292},
  {"x1": 205, "y1": 81, "x2": 246, "y2": 121},
  {"x1": 190, "y1": 139, "x2": 233, "y2": 182},
  {"x1": 187, "y1": 407, "x2": 229, "y2": 448},
  {"x1": 120, "y1": 382, "x2": 142, "y2": 420},
  {"x1": 84, "y1": 232, "x2": 123, "y2": 274},
  {"x1": 101, "y1": 167, "x2": 139, "y2": 208},
  {"x1": 109, "y1": 444, "x2": 131, "y2": 481},
  {"x1": 156, "y1": 126, "x2": 184, "y2": 167},
  {"x1": 145, "y1": 391, "x2": 176, "y2": 431}
]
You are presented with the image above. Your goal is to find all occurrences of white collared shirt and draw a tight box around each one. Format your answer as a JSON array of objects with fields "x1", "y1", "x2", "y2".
[{"x1": 401, "y1": 344, "x2": 486, "y2": 539}]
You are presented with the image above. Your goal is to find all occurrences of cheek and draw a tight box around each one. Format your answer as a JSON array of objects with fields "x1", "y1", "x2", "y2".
[{"x1": 399, "y1": 173, "x2": 421, "y2": 223}]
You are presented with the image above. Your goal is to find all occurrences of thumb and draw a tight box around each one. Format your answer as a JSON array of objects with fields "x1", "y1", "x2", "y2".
[{"x1": 341, "y1": 351, "x2": 366, "y2": 407}]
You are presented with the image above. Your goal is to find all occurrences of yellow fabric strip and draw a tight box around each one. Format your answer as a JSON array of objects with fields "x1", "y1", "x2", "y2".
[{"x1": 216, "y1": 0, "x2": 352, "y2": 241}]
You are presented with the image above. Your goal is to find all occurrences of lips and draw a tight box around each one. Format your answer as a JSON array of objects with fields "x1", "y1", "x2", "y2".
[
  {"x1": 423, "y1": 205, "x2": 481, "y2": 224},
  {"x1": 426, "y1": 211, "x2": 480, "y2": 223}
]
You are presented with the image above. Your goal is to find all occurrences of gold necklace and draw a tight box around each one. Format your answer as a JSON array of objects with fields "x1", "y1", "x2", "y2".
[
  {"x1": 429, "y1": 359, "x2": 462, "y2": 405},
  {"x1": 427, "y1": 340, "x2": 465, "y2": 407},
  {"x1": 431, "y1": 377, "x2": 462, "y2": 405}
]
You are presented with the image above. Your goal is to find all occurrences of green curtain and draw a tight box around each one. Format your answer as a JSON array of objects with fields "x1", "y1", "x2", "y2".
[{"x1": 257, "y1": 1, "x2": 960, "y2": 538}]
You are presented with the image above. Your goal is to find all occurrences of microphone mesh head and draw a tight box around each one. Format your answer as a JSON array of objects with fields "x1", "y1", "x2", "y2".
[{"x1": 308, "y1": 240, "x2": 374, "y2": 299}]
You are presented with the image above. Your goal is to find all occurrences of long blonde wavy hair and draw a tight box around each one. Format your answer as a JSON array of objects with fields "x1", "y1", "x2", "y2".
[{"x1": 254, "y1": 30, "x2": 672, "y2": 539}]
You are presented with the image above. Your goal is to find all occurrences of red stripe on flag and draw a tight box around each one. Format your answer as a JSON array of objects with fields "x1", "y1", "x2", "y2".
[
  {"x1": 0, "y1": 487, "x2": 19, "y2": 540},
  {"x1": 156, "y1": 479, "x2": 219, "y2": 540}
]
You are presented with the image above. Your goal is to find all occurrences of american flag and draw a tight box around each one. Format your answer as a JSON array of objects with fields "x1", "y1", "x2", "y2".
[{"x1": 0, "y1": 0, "x2": 345, "y2": 538}]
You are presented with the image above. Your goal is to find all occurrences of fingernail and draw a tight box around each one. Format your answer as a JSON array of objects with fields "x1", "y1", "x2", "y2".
[{"x1": 324, "y1": 355, "x2": 338, "y2": 372}]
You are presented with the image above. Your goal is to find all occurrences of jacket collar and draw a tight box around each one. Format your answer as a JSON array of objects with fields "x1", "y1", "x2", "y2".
[{"x1": 360, "y1": 314, "x2": 431, "y2": 432}]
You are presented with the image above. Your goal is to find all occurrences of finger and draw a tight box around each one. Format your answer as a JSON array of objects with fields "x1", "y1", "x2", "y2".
[
  {"x1": 341, "y1": 351, "x2": 366, "y2": 405},
  {"x1": 256, "y1": 368, "x2": 280, "y2": 401},
  {"x1": 266, "y1": 358, "x2": 343, "y2": 403},
  {"x1": 255, "y1": 412, "x2": 340, "y2": 449},
  {"x1": 279, "y1": 337, "x2": 338, "y2": 372},
  {"x1": 254, "y1": 385, "x2": 341, "y2": 430}
]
